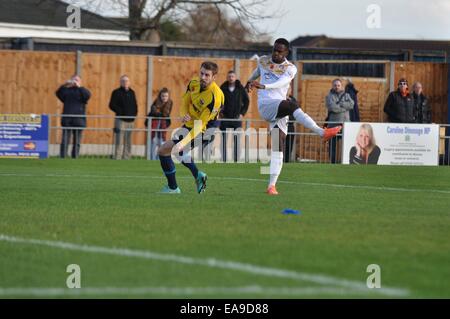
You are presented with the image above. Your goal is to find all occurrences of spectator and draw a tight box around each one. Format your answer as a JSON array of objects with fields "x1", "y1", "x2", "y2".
[
  {"x1": 220, "y1": 70, "x2": 249, "y2": 162},
  {"x1": 383, "y1": 78, "x2": 415, "y2": 123},
  {"x1": 412, "y1": 82, "x2": 432, "y2": 123},
  {"x1": 284, "y1": 86, "x2": 297, "y2": 163},
  {"x1": 56, "y1": 74, "x2": 91, "y2": 159},
  {"x1": 345, "y1": 80, "x2": 360, "y2": 122},
  {"x1": 109, "y1": 75, "x2": 138, "y2": 160},
  {"x1": 145, "y1": 88, "x2": 173, "y2": 160},
  {"x1": 325, "y1": 79, "x2": 354, "y2": 163}
]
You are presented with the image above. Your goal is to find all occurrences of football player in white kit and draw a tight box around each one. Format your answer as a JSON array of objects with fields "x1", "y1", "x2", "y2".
[{"x1": 246, "y1": 38, "x2": 342, "y2": 195}]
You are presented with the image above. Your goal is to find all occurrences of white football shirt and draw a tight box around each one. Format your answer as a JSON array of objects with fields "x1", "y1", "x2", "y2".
[{"x1": 249, "y1": 55, "x2": 297, "y2": 104}]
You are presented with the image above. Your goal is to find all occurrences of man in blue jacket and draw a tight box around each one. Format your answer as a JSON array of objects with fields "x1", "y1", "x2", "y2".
[{"x1": 56, "y1": 75, "x2": 91, "y2": 159}]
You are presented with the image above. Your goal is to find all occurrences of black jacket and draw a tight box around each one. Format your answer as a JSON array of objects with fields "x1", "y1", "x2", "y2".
[
  {"x1": 220, "y1": 80, "x2": 249, "y2": 119},
  {"x1": 383, "y1": 90, "x2": 415, "y2": 123},
  {"x1": 345, "y1": 82, "x2": 360, "y2": 122},
  {"x1": 145, "y1": 100, "x2": 173, "y2": 128},
  {"x1": 349, "y1": 145, "x2": 381, "y2": 165},
  {"x1": 413, "y1": 92, "x2": 431, "y2": 123},
  {"x1": 109, "y1": 87, "x2": 138, "y2": 122},
  {"x1": 56, "y1": 85, "x2": 91, "y2": 127}
]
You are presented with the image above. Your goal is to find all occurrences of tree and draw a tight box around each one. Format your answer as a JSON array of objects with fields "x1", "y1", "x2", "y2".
[
  {"x1": 181, "y1": 4, "x2": 268, "y2": 45},
  {"x1": 63, "y1": 0, "x2": 277, "y2": 43},
  {"x1": 160, "y1": 20, "x2": 185, "y2": 42}
]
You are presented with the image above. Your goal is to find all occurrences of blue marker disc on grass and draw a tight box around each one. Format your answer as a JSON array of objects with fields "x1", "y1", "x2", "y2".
[{"x1": 282, "y1": 208, "x2": 301, "y2": 215}]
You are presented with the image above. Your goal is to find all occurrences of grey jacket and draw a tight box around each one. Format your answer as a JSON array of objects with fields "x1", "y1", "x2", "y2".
[{"x1": 325, "y1": 90, "x2": 354, "y2": 128}]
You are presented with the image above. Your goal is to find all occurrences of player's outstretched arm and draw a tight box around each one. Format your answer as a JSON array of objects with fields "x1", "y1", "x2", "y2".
[
  {"x1": 245, "y1": 68, "x2": 261, "y2": 92},
  {"x1": 174, "y1": 103, "x2": 217, "y2": 153},
  {"x1": 264, "y1": 66, "x2": 297, "y2": 90}
]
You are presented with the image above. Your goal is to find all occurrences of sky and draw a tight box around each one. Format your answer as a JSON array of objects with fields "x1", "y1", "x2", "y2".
[
  {"x1": 260, "y1": 0, "x2": 450, "y2": 41},
  {"x1": 73, "y1": 0, "x2": 450, "y2": 41}
]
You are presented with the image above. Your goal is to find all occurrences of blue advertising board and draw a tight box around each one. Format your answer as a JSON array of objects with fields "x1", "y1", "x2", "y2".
[{"x1": 0, "y1": 114, "x2": 49, "y2": 159}]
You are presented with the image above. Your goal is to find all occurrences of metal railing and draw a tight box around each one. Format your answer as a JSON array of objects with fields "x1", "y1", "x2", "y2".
[
  {"x1": 439, "y1": 124, "x2": 450, "y2": 165},
  {"x1": 47, "y1": 114, "x2": 450, "y2": 165}
]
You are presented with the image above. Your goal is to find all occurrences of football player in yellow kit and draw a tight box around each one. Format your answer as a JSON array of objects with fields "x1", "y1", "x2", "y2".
[{"x1": 158, "y1": 61, "x2": 224, "y2": 194}]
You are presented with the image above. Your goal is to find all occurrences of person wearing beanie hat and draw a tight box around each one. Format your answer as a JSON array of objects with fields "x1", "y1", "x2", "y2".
[{"x1": 383, "y1": 78, "x2": 415, "y2": 123}]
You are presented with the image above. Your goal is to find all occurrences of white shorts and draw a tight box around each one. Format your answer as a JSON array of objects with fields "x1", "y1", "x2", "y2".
[{"x1": 258, "y1": 100, "x2": 289, "y2": 135}]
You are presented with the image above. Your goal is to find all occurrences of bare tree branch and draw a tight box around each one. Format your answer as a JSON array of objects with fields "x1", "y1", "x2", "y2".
[{"x1": 61, "y1": 0, "x2": 282, "y2": 43}]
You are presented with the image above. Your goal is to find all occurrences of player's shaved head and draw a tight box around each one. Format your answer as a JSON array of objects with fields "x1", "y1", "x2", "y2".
[
  {"x1": 272, "y1": 38, "x2": 290, "y2": 64},
  {"x1": 274, "y1": 38, "x2": 290, "y2": 48}
]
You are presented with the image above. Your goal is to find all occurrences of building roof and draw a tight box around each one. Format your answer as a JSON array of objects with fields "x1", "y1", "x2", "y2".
[
  {"x1": 290, "y1": 35, "x2": 326, "y2": 47},
  {"x1": 0, "y1": 0, "x2": 127, "y2": 31},
  {"x1": 291, "y1": 35, "x2": 450, "y2": 54}
]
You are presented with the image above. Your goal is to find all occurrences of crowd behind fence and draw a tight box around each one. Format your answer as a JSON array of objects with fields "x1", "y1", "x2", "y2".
[{"x1": 47, "y1": 114, "x2": 450, "y2": 165}]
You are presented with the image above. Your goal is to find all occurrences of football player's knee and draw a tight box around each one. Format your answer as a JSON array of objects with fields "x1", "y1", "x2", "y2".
[
  {"x1": 289, "y1": 102, "x2": 299, "y2": 114},
  {"x1": 158, "y1": 143, "x2": 170, "y2": 156}
]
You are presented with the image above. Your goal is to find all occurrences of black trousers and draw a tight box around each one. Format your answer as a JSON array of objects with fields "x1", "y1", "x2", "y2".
[
  {"x1": 328, "y1": 135, "x2": 341, "y2": 164},
  {"x1": 220, "y1": 120, "x2": 242, "y2": 162},
  {"x1": 284, "y1": 124, "x2": 295, "y2": 162},
  {"x1": 60, "y1": 128, "x2": 83, "y2": 159}
]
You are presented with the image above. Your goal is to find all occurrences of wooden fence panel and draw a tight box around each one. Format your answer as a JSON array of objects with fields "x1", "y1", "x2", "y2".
[
  {"x1": 298, "y1": 75, "x2": 388, "y2": 161},
  {"x1": 237, "y1": 59, "x2": 260, "y2": 127},
  {"x1": 81, "y1": 53, "x2": 148, "y2": 145},
  {"x1": 394, "y1": 62, "x2": 448, "y2": 124},
  {"x1": 0, "y1": 50, "x2": 76, "y2": 115}
]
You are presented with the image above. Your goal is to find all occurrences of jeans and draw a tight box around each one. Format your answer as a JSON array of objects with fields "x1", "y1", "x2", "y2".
[{"x1": 151, "y1": 135, "x2": 165, "y2": 160}]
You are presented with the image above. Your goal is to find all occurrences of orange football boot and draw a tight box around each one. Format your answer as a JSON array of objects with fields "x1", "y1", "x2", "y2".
[
  {"x1": 323, "y1": 125, "x2": 342, "y2": 142},
  {"x1": 266, "y1": 185, "x2": 279, "y2": 195}
]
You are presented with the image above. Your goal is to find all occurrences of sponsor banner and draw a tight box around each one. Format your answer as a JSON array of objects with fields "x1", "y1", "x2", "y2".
[
  {"x1": 342, "y1": 122, "x2": 439, "y2": 166},
  {"x1": 0, "y1": 114, "x2": 49, "y2": 159}
]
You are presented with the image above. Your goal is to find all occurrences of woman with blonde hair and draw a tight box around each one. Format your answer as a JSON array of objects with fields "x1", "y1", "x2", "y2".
[{"x1": 349, "y1": 123, "x2": 381, "y2": 164}]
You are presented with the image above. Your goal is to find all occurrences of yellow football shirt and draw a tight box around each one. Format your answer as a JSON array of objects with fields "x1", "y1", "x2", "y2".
[{"x1": 178, "y1": 76, "x2": 224, "y2": 148}]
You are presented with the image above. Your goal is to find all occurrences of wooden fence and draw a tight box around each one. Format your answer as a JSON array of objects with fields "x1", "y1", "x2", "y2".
[{"x1": 0, "y1": 50, "x2": 447, "y2": 161}]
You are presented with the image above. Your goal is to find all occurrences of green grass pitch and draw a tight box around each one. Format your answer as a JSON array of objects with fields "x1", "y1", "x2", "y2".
[{"x1": 0, "y1": 158, "x2": 449, "y2": 298}]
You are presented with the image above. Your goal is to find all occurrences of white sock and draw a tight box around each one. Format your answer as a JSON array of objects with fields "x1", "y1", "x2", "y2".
[
  {"x1": 269, "y1": 151, "x2": 283, "y2": 187},
  {"x1": 293, "y1": 108, "x2": 324, "y2": 137}
]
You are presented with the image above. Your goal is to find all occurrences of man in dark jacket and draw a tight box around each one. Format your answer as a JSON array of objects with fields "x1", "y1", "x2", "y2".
[
  {"x1": 109, "y1": 75, "x2": 138, "y2": 160},
  {"x1": 219, "y1": 70, "x2": 249, "y2": 162},
  {"x1": 384, "y1": 78, "x2": 415, "y2": 123},
  {"x1": 56, "y1": 75, "x2": 91, "y2": 159},
  {"x1": 412, "y1": 82, "x2": 432, "y2": 123},
  {"x1": 345, "y1": 81, "x2": 360, "y2": 122},
  {"x1": 284, "y1": 94, "x2": 296, "y2": 163}
]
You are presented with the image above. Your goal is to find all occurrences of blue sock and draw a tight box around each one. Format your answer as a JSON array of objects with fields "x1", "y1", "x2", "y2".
[
  {"x1": 160, "y1": 155, "x2": 177, "y2": 189},
  {"x1": 181, "y1": 154, "x2": 199, "y2": 178}
]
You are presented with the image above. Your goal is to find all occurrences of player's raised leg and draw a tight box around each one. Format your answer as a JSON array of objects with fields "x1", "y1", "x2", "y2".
[{"x1": 276, "y1": 100, "x2": 342, "y2": 141}]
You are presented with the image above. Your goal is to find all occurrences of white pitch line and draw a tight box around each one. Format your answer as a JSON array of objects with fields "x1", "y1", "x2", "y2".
[
  {"x1": 0, "y1": 172, "x2": 449, "y2": 195},
  {"x1": 0, "y1": 234, "x2": 409, "y2": 297},
  {"x1": 0, "y1": 286, "x2": 369, "y2": 297}
]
